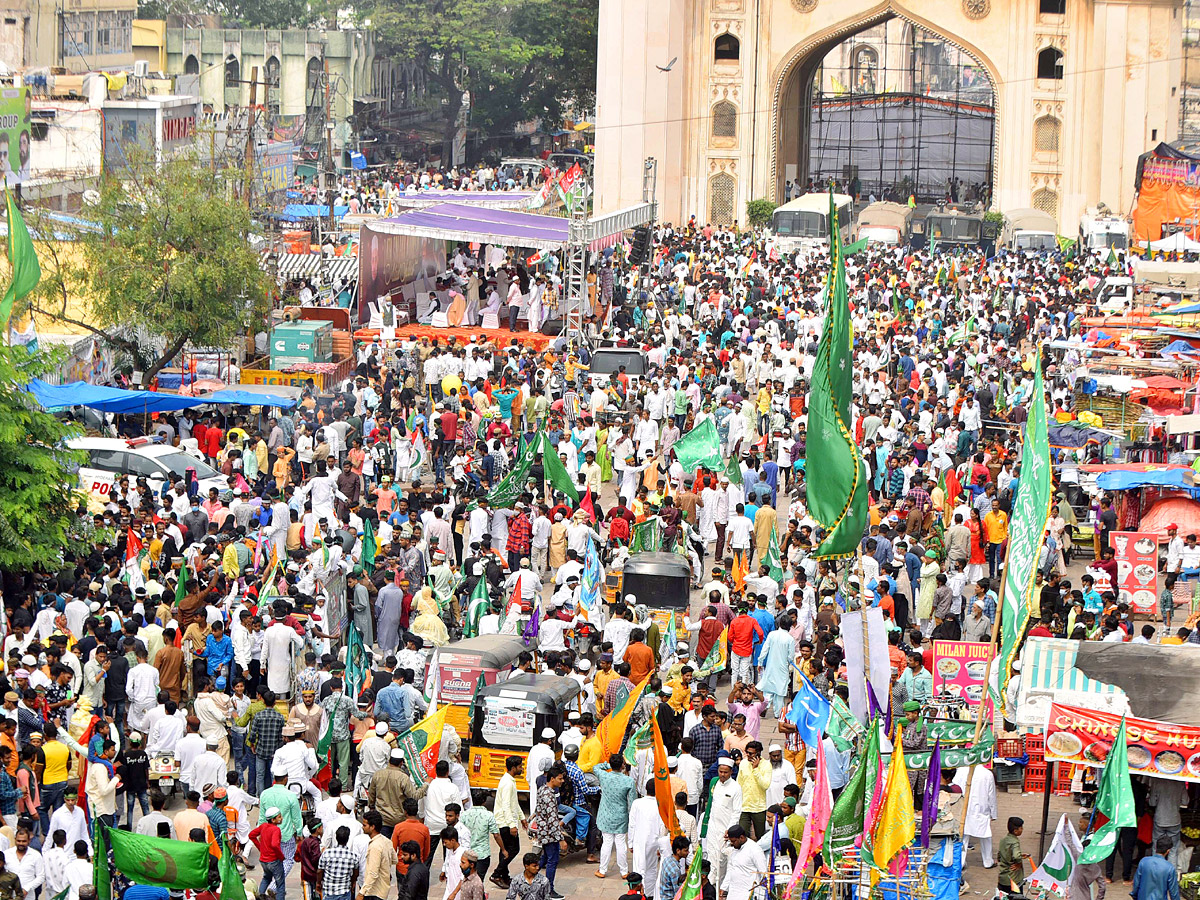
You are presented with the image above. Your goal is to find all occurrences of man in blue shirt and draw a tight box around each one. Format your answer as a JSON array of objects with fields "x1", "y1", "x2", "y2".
[
  {"x1": 204, "y1": 621, "x2": 234, "y2": 680},
  {"x1": 1132, "y1": 837, "x2": 1181, "y2": 900},
  {"x1": 374, "y1": 669, "x2": 413, "y2": 734}
]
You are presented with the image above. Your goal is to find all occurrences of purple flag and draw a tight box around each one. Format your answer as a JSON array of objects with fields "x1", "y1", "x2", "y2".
[
  {"x1": 522, "y1": 608, "x2": 540, "y2": 647},
  {"x1": 920, "y1": 739, "x2": 942, "y2": 848}
]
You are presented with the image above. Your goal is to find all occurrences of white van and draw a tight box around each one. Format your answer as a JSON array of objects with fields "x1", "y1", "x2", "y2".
[
  {"x1": 587, "y1": 347, "x2": 649, "y2": 390},
  {"x1": 69, "y1": 436, "x2": 228, "y2": 506}
]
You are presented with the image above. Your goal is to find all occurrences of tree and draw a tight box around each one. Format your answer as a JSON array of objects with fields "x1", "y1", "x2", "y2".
[
  {"x1": 22, "y1": 154, "x2": 270, "y2": 386},
  {"x1": 746, "y1": 199, "x2": 777, "y2": 229},
  {"x1": 368, "y1": 0, "x2": 598, "y2": 162},
  {"x1": 0, "y1": 346, "x2": 90, "y2": 573},
  {"x1": 135, "y1": 0, "x2": 315, "y2": 29}
]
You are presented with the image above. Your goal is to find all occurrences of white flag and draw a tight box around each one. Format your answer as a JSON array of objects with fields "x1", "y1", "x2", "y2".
[{"x1": 1025, "y1": 813, "x2": 1082, "y2": 900}]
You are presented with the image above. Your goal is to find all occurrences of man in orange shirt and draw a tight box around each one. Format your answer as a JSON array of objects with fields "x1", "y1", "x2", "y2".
[
  {"x1": 624, "y1": 628, "x2": 655, "y2": 686},
  {"x1": 984, "y1": 507, "x2": 1009, "y2": 579}
]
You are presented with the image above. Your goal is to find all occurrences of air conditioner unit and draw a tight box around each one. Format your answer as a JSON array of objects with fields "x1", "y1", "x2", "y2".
[{"x1": 132, "y1": 60, "x2": 148, "y2": 77}]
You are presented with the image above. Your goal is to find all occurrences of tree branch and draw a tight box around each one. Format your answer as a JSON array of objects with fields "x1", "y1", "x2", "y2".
[{"x1": 142, "y1": 333, "x2": 190, "y2": 386}]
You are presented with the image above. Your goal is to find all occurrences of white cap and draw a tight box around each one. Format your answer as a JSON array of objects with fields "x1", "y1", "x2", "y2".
[
  {"x1": 541, "y1": 727, "x2": 557, "y2": 739},
  {"x1": 667, "y1": 756, "x2": 678, "y2": 768},
  {"x1": 265, "y1": 807, "x2": 281, "y2": 819},
  {"x1": 576, "y1": 659, "x2": 591, "y2": 672},
  {"x1": 375, "y1": 722, "x2": 389, "y2": 737},
  {"x1": 768, "y1": 744, "x2": 783, "y2": 754},
  {"x1": 389, "y1": 748, "x2": 405, "y2": 761},
  {"x1": 717, "y1": 756, "x2": 735, "y2": 768},
  {"x1": 339, "y1": 794, "x2": 355, "y2": 810},
  {"x1": 624, "y1": 594, "x2": 636, "y2": 604},
  {"x1": 271, "y1": 761, "x2": 288, "y2": 776}
]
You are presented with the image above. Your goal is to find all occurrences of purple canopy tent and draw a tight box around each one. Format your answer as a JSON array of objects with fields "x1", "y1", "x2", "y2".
[
  {"x1": 370, "y1": 203, "x2": 571, "y2": 251},
  {"x1": 390, "y1": 190, "x2": 535, "y2": 209}
]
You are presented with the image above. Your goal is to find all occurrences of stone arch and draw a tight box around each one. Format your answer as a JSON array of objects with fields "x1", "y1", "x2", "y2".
[
  {"x1": 712, "y1": 100, "x2": 737, "y2": 143},
  {"x1": 770, "y1": 0, "x2": 1004, "y2": 203},
  {"x1": 1032, "y1": 186, "x2": 1059, "y2": 218}
]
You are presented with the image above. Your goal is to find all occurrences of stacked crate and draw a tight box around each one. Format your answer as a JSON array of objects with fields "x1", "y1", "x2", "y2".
[{"x1": 1024, "y1": 734, "x2": 1046, "y2": 792}]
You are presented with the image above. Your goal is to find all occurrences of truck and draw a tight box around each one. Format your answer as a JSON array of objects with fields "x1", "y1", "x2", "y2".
[
  {"x1": 1079, "y1": 206, "x2": 1130, "y2": 255},
  {"x1": 854, "y1": 201, "x2": 914, "y2": 247},
  {"x1": 921, "y1": 206, "x2": 989, "y2": 251},
  {"x1": 1001, "y1": 208, "x2": 1059, "y2": 252}
]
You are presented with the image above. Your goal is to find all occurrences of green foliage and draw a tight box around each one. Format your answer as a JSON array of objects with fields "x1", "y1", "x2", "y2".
[
  {"x1": 746, "y1": 199, "x2": 778, "y2": 229},
  {"x1": 0, "y1": 346, "x2": 89, "y2": 572},
  {"x1": 368, "y1": 0, "x2": 598, "y2": 156},
  {"x1": 135, "y1": 0, "x2": 315, "y2": 29},
  {"x1": 25, "y1": 154, "x2": 270, "y2": 385},
  {"x1": 983, "y1": 210, "x2": 1006, "y2": 227}
]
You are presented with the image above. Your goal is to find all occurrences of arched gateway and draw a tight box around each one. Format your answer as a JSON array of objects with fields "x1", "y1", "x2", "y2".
[{"x1": 594, "y1": 0, "x2": 1181, "y2": 230}]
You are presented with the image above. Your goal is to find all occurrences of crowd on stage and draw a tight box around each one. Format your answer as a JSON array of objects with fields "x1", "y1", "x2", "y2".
[{"x1": 10, "y1": 206, "x2": 1183, "y2": 900}]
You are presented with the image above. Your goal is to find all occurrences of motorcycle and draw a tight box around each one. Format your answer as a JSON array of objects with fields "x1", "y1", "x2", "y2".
[{"x1": 148, "y1": 751, "x2": 180, "y2": 800}]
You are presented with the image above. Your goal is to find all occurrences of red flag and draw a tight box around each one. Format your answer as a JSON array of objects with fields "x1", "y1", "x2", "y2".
[
  {"x1": 125, "y1": 527, "x2": 143, "y2": 562},
  {"x1": 527, "y1": 251, "x2": 543, "y2": 267},
  {"x1": 944, "y1": 467, "x2": 961, "y2": 509},
  {"x1": 579, "y1": 486, "x2": 596, "y2": 523},
  {"x1": 650, "y1": 713, "x2": 681, "y2": 837},
  {"x1": 75, "y1": 714, "x2": 101, "y2": 814}
]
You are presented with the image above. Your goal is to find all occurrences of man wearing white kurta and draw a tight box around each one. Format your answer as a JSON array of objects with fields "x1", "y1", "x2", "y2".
[
  {"x1": 628, "y1": 788, "x2": 668, "y2": 900},
  {"x1": 264, "y1": 620, "x2": 303, "y2": 695},
  {"x1": 707, "y1": 759, "x2": 743, "y2": 888},
  {"x1": 957, "y1": 764, "x2": 998, "y2": 867},
  {"x1": 764, "y1": 745, "x2": 797, "y2": 808},
  {"x1": 125, "y1": 653, "x2": 160, "y2": 733},
  {"x1": 722, "y1": 825, "x2": 767, "y2": 900}
]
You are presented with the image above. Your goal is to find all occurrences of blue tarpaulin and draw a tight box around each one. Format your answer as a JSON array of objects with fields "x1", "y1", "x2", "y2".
[
  {"x1": 1096, "y1": 468, "x2": 1195, "y2": 491},
  {"x1": 201, "y1": 389, "x2": 297, "y2": 409},
  {"x1": 27, "y1": 379, "x2": 201, "y2": 415},
  {"x1": 1160, "y1": 339, "x2": 1200, "y2": 358},
  {"x1": 349, "y1": 153, "x2": 366, "y2": 170},
  {"x1": 278, "y1": 204, "x2": 349, "y2": 221}
]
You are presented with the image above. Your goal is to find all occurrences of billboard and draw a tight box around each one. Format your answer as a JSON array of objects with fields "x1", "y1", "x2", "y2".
[{"x1": 0, "y1": 87, "x2": 31, "y2": 186}]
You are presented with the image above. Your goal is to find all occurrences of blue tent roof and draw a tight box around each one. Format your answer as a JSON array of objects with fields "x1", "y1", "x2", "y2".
[
  {"x1": 1096, "y1": 468, "x2": 1195, "y2": 491},
  {"x1": 28, "y1": 379, "x2": 201, "y2": 414},
  {"x1": 277, "y1": 204, "x2": 350, "y2": 222},
  {"x1": 201, "y1": 389, "x2": 297, "y2": 409}
]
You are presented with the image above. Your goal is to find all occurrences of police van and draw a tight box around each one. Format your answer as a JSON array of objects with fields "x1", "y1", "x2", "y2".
[{"x1": 69, "y1": 436, "x2": 227, "y2": 506}]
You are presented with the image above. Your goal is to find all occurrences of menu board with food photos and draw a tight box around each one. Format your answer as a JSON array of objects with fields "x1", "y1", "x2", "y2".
[
  {"x1": 933, "y1": 640, "x2": 994, "y2": 711},
  {"x1": 1111, "y1": 531, "x2": 1158, "y2": 615},
  {"x1": 1046, "y1": 701, "x2": 1200, "y2": 783}
]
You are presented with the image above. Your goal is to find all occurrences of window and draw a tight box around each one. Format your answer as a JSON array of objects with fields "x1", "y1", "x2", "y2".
[
  {"x1": 710, "y1": 173, "x2": 735, "y2": 226},
  {"x1": 712, "y1": 101, "x2": 737, "y2": 140},
  {"x1": 1032, "y1": 188, "x2": 1059, "y2": 218},
  {"x1": 184, "y1": 54, "x2": 199, "y2": 75},
  {"x1": 1037, "y1": 47, "x2": 1063, "y2": 80},
  {"x1": 1034, "y1": 115, "x2": 1060, "y2": 153},
  {"x1": 224, "y1": 55, "x2": 240, "y2": 88},
  {"x1": 852, "y1": 47, "x2": 879, "y2": 93},
  {"x1": 265, "y1": 56, "x2": 280, "y2": 88},
  {"x1": 61, "y1": 13, "x2": 93, "y2": 60},
  {"x1": 1039, "y1": 0, "x2": 1065, "y2": 12},
  {"x1": 86, "y1": 450, "x2": 127, "y2": 473},
  {"x1": 714, "y1": 33, "x2": 739, "y2": 62},
  {"x1": 94, "y1": 11, "x2": 131, "y2": 56}
]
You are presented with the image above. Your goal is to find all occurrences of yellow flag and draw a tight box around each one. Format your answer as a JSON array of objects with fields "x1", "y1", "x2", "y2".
[
  {"x1": 597, "y1": 673, "x2": 652, "y2": 757},
  {"x1": 872, "y1": 723, "x2": 915, "y2": 872}
]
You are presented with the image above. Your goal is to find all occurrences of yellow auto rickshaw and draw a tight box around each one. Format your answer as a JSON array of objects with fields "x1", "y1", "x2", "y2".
[
  {"x1": 431, "y1": 635, "x2": 529, "y2": 737},
  {"x1": 467, "y1": 672, "x2": 581, "y2": 790}
]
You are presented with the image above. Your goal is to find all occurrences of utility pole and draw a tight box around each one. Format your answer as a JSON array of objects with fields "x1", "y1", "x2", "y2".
[
  {"x1": 244, "y1": 66, "x2": 258, "y2": 207},
  {"x1": 324, "y1": 59, "x2": 335, "y2": 239}
]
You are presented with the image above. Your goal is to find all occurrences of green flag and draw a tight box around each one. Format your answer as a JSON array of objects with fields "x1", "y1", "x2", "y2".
[
  {"x1": 676, "y1": 839, "x2": 705, "y2": 900},
  {"x1": 105, "y1": 824, "x2": 211, "y2": 891},
  {"x1": 1106, "y1": 247, "x2": 1119, "y2": 266},
  {"x1": 764, "y1": 526, "x2": 784, "y2": 582},
  {"x1": 629, "y1": 518, "x2": 662, "y2": 554},
  {"x1": 93, "y1": 818, "x2": 112, "y2": 900},
  {"x1": 540, "y1": 432, "x2": 580, "y2": 502},
  {"x1": 218, "y1": 839, "x2": 247, "y2": 900},
  {"x1": 824, "y1": 716, "x2": 879, "y2": 862},
  {"x1": 0, "y1": 188, "x2": 41, "y2": 331},
  {"x1": 807, "y1": 191, "x2": 868, "y2": 559},
  {"x1": 891, "y1": 284, "x2": 902, "y2": 317},
  {"x1": 844, "y1": 236, "x2": 869, "y2": 255},
  {"x1": 344, "y1": 621, "x2": 368, "y2": 698},
  {"x1": 464, "y1": 575, "x2": 489, "y2": 639},
  {"x1": 174, "y1": 558, "x2": 190, "y2": 606},
  {"x1": 1078, "y1": 717, "x2": 1136, "y2": 864},
  {"x1": 998, "y1": 355, "x2": 1052, "y2": 717},
  {"x1": 672, "y1": 417, "x2": 723, "y2": 472},
  {"x1": 487, "y1": 428, "x2": 542, "y2": 508},
  {"x1": 623, "y1": 720, "x2": 651, "y2": 765},
  {"x1": 360, "y1": 518, "x2": 377, "y2": 574},
  {"x1": 725, "y1": 454, "x2": 743, "y2": 485}
]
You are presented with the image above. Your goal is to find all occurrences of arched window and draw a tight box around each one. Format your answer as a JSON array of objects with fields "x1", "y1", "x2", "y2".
[
  {"x1": 712, "y1": 101, "x2": 737, "y2": 140},
  {"x1": 1034, "y1": 115, "x2": 1060, "y2": 153},
  {"x1": 710, "y1": 173, "x2": 736, "y2": 226},
  {"x1": 265, "y1": 55, "x2": 280, "y2": 88},
  {"x1": 714, "y1": 33, "x2": 740, "y2": 62},
  {"x1": 183, "y1": 54, "x2": 199, "y2": 75},
  {"x1": 852, "y1": 46, "x2": 879, "y2": 93},
  {"x1": 1032, "y1": 188, "x2": 1059, "y2": 218},
  {"x1": 224, "y1": 55, "x2": 240, "y2": 88},
  {"x1": 307, "y1": 57, "x2": 325, "y2": 110},
  {"x1": 1036, "y1": 47, "x2": 1063, "y2": 80}
]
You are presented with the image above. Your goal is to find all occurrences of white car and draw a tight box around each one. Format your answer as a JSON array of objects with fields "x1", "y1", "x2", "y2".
[{"x1": 69, "y1": 436, "x2": 228, "y2": 506}]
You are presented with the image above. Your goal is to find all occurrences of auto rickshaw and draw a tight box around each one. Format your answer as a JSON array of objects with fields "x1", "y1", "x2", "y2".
[
  {"x1": 430, "y1": 635, "x2": 529, "y2": 737},
  {"x1": 613, "y1": 550, "x2": 694, "y2": 635},
  {"x1": 467, "y1": 672, "x2": 581, "y2": 790}
]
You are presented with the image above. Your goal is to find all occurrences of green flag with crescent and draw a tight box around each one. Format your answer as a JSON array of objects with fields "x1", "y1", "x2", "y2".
[{"x1": 105, "y1": 824, "x2": 211, "y2": 891}]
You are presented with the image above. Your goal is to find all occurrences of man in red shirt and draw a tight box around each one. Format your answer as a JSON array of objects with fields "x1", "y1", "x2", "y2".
[
  {"x1": 728, "y1": 605, "x2": 764, "y2": 685},
  {"x1": 203, "y1": 418, "x2": 224, "y2": 461}
]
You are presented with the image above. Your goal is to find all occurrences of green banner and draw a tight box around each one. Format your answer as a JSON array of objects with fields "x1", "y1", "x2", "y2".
[
  {"x1": 105, "y1": 824, "x2": 210, "y2": 891},
  {"x1": 824, "y1": 719, "x2": 879, "y2": 861},
  {"x1": 885, "y1": 731, "x2": 995, "y2": 770},
  {"x1": 486, "y1": 428, "x2": 542, "y2": 508},
  {"x1": 999, "y1": 357, "x2": 1053, "y2": 716},
  {"x1": 673, "y1": 417, "x2": 724, "y2": 472},
  {"x1": 541, "y1": 432, "x2": 580, "y2": 502}
]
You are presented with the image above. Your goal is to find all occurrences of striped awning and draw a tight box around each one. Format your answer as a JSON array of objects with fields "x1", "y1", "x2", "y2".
[
  {"x1": 264, "y1": 253, "x2": 359, "y2": 284},
  {"x1": 1015, "y1": 637, "x2": 1129, "y2": 733}
]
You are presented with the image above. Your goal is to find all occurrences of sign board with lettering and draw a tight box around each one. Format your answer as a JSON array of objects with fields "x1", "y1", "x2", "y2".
[{"x1": 0, "y1": 87, "x2": 31, "y2": 186}]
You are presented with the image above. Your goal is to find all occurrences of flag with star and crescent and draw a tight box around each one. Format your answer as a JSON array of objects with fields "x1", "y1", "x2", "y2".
[{"x1": 96, "y1": 823, "x2": 210, "y2": 899}]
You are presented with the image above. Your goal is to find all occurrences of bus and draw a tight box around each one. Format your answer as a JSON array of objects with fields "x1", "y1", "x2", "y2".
[
  {"x1": 924, "y1": 207, "x2": 986, "y2": 248},
  {"x1": 770, "y1": 192, "x2": 853, "y2": 251}
]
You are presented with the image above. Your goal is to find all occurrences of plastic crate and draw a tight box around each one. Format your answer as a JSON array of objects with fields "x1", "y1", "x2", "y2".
[
  {"x1": 1055, "y1": 764, "x2": 1074, "y2": 792},
  {"x1": 1024, "y1": 772, "x2": 1047, "y2": 792},
  {"x1": 995, "y1": 762, "x2": 1024, "y2": 785},
  {"x1": 996, "y1": 737, "x2": 1023, "y2": 758},
  {"x1": 1025, "y1": 734, "x2": 1045, "y2": 753}
]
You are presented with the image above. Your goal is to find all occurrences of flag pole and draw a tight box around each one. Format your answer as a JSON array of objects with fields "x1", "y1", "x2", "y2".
[{"x1": 958, "y1": 570, "x2": 1008, "y2": 837}]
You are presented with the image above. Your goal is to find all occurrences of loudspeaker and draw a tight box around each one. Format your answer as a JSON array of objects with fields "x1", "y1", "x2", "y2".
[
  {"x1": 629, "y1": 225, "x2": 651, "y2": 265},
  {"x1": 540, "y1": 318, "x2": 564, "y2": 335}
]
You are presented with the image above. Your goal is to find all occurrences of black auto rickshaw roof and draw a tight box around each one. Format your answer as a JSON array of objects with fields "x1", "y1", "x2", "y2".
[
  {"x1": 441, "y1": 635, "x2": 530, "y2": 668},
  {"x1": 622, "y1": 551, "x2": 692, "y2": 578},
  {"x1": 476, "y1": 672, "x2": 581, "y2": 712}
]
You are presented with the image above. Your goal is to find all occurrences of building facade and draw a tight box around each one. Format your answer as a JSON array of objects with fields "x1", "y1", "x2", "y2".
[
  {"x1": 0, "y1": 0, "x2": 135, "y2": 73},
  {"x1": 595, "y1": 0, "x2": 1183, "y2": 230}
]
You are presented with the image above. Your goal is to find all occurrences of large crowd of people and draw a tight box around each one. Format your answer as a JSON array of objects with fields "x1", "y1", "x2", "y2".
[{"x1": 11, "y1": 205, "x2": 1174, "y2": 900}]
